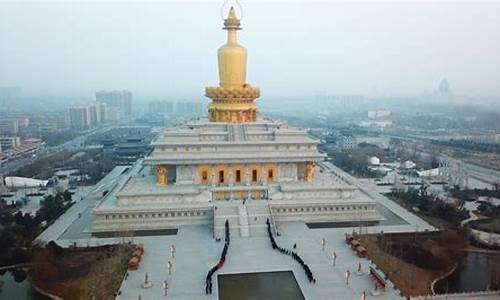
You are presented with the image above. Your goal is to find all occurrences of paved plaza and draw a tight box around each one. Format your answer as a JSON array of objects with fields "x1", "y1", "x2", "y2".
[
  {"x1": 35, "y1": 163, "x2": 437, "y2": 299},
  {"x1": 112, "y1": 209, "x2": 431, "y2": 300}
]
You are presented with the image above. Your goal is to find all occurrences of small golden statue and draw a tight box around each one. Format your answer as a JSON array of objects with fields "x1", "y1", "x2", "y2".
[
  {"x1": 157, "y1": 165, "x2": 168, "y2": 186},
  {"x1": 304, "y1": 162, "x2": 316, "y2": 182}
]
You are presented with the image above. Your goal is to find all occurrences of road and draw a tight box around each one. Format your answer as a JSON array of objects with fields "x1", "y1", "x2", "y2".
[
  {"x1": 385, "y1": 133, "x2": 500, "y2": 186},
  {"x1": 0, "y1": 124, "x2": 113, "y2": 175}
]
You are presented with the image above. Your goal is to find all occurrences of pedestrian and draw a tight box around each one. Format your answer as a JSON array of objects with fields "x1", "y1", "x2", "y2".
[
  {"x1": 163, "y1": 280, "x2": 168, "y2": 296},
  {"x1": 345, "y1": 269, "x2": 351, "y2": 285},
  {"x1": 332, "y1": 251, "x2": 337, "y2": 266},
  {"x1": 321, "y1": 237, "x2": 326, "y2": 251},
  {"x1": 361, "y1": 290, "x2": 367, "y2": 300},
  {"x1": 293, "y1": 243, "x2": 297, "y2": 249},
  {"x1": 357, "y1": 262, "x2": 362, "y2": 274},
  {"x1": 170, "y1": 244, "x2": 176, "y2": 259},
  {"x1": 168, "y1": 260, "x2": 173, "y2": 275}
]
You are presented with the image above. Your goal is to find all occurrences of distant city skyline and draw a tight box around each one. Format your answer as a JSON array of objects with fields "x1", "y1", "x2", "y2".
[{"x1": 1, "y1": 1, "x2": 500, "y2": 99}]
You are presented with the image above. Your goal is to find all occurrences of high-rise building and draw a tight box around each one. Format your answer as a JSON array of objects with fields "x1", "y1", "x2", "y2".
[
  {"x1": 69, "y1": 101, "x2": 107, "y2": 131},
  {"x1": 0, "y1": 136, "x2": 21, "y2": 150},
  {"x1": 122, "y1": 91, "x2": 132, "y2": 115},
  {"x1": 96, "y1": 101, "x2": 107, "y2": 124},
  {"x1": 0, "y1": 112, "x2": 31, "y2": 136},
  {"x1": 96, "y1": 90, "x2": 132, "y2": 121},
  {"x1": 26, "y1": 111, "x2": 69, "y2": 137},
  {"x1": 0, "y1": 118, "x2": 19, "y2": 135},
  {"x1": 439, "y1": 79, "x2": 450, "y2": 94},
  {"x1": 148, "y1": 101, "x2": 174, "y2": 114},
  {"x1": 69, "y1": 106, "x2": 89, "y2": 131},
  {"x1": 176, "y1": 101, "x2": 203, "y2": 116}
]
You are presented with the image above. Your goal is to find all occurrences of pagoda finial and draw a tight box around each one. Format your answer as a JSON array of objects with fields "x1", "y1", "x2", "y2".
[{"x1": 223, "y1": 6, "x2": 241, "y2": 30}]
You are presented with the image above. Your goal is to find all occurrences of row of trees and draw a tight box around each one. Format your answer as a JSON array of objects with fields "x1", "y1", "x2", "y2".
[
  {"x1": 39, "y1": 190, "x2": 72, "y2": 221},
  {"x1": 0, "y1": 190, "x2": 73, "y2": 266},
  {"x1": 14, "y1": 147, "x2": 115, "y2": 186},
  {"x1": 431, "y1": 139, "x2": 500, "y2": 155},
  {"x1": 389, "y1": 185, "x2": 469, "y2": 227},
  {"x1": 330, "y1": 143, "x2": 389, "y2": 178},
  {"x1": 14, "y1": 150, "x2": 73, "y2": 179}
]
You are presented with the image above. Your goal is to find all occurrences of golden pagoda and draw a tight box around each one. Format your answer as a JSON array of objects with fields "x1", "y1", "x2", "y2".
[
  {"x1": 205, "y1": 6, "x2": 260, "y2": 123},
  {"x1": 92, "y1": 5, "x2": 381, "y2": 240}
]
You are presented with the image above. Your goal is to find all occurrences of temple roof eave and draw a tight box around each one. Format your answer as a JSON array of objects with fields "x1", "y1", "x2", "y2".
[
  {"x1": 151, "y1": 139, "x2": 322, "y2": 147},
  {"x1": 143, "y1": 154, "x2": 326, "y2": 165},
  {"x1": 94, "y1": 202, "x2": 213, "y2": 214}
]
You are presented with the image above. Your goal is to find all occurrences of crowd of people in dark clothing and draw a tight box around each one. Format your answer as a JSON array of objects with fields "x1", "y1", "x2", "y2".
[
  {"x1": 205, "y1": 220, "x2": 230, "y2": 294},
  {"x1": 266, "y1": 218, "x2": 316, "y2": 283}
]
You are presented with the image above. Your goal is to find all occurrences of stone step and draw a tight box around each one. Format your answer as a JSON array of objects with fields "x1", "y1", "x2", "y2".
[{"x1": 213, "y1": 202, "x2": 275, "y2": 239}]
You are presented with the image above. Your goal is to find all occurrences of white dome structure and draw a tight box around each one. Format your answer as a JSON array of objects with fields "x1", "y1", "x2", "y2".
[
  {"x1": 403, "y1": 160, "x2": 416, "y2": 169},
  {"x1": 369, "y1": 156, "x2": 380, "y2": 166}
]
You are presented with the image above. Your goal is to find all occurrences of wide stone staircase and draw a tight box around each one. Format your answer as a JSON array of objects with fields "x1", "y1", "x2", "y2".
[{"x1": 213, "y1": 201, "x2": 273, "y2": 238}]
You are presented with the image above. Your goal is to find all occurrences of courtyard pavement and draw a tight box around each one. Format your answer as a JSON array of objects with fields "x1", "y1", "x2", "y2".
[
  {"x1": 37, "y1": 164, "x2": 438, "y2": 299},
  {"x1": 112, "y1": 222, "x2": 409, "y2": 300}
]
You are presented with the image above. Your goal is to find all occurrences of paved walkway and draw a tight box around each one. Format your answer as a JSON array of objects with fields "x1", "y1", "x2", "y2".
[
  {"x1": 36, "y1": 166, "x2": 129, "y2": 243},
  {"x1": 111, "y1": 224, "x2": 404, "y2": 300},
  {"x1": 323, "y1": 162, "x2": 435, "y2": 233},
  {"x1": 35, "y1": 186, "x2": 93, "y2": 242}
]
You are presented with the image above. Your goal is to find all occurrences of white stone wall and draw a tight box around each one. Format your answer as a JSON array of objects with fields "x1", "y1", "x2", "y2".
[
  {"x1": 93, "y1": 208, "x2": 213, "y2": 232},
  {"x1": 175, "y1": 165, "x2": 196, "y2": 185},
  {"x1": 278, "y1": 163, "x2": 298, "y2": 182},
  {"x1": 271, "y1": 203, "x2": 379, "y2": 222}
]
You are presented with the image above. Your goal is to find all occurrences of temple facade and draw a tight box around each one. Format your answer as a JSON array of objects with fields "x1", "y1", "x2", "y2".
[{"x1": 92, "y1": 7, "x2": 380, "y2": 236}]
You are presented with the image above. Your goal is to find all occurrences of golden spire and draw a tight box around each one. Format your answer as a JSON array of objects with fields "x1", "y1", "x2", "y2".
[
  {"x1": 218, "y1": 6, "x2": 246, "y2": 89},
  {"x1": 205, "y1": 5, "x2": 261, "y2": 123}
]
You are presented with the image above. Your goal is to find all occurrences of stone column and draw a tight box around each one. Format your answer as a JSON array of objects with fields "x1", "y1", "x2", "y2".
[
  {"x1": 245, "y1": 165, "x2": 250, "y2": 186},
  {"x1": 228, "y1": 167, "x2": 233, "y2": 187},
  {"x1": 228, "y1": 167, "x2": 234, "y2": 201},
  {"x1": 211, "y1": 166, "x2": 216, "y2": 188},
  {"x1": 293, "y1": 163, "x2": 298, "y2": 181},
  {"x1": 277, "y1": 163, "x2": 281, "y2": 183}
]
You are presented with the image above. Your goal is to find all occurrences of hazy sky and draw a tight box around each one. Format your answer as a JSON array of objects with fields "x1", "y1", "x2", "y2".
[{"x1": 1, "y1": 1, "x2": 500, "y2": 99}]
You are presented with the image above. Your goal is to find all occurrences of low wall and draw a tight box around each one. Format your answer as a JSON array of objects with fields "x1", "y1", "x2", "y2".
[
  {"x1": 411, "y1": 290, "x2": 500, "y2": 299},
  {"x1": 470, "y1": 228, "x2": 500, "y2": 247}
]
